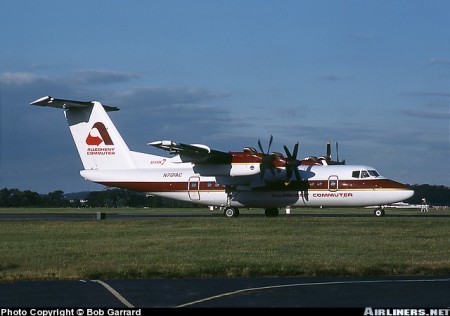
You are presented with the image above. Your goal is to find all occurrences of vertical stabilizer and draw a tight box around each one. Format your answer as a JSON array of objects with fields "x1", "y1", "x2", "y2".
[{"x1": 31, "y1": 96, "x2": 136, "y2": 170}]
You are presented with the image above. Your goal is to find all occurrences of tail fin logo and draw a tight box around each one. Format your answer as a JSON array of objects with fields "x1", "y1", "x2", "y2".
[{"x1": 86, "y1": 122, "x2": 114, "y2": 146}]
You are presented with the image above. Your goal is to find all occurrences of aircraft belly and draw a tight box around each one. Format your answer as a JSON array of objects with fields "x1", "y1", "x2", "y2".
[
  {"x1": 155, "y1": 191, "x2": 227, "y2": 206},
  {"x1": 227, "y1": 189, "x2": 413, "y2": 208},
  {"x1": 306, "y1": 189, "x2": 414, "y2": 207},
  {"x1": 229, "y1": 191, "x2": 305, "y2": 208}
]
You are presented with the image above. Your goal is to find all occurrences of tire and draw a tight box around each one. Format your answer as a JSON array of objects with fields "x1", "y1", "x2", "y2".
[
  {"x1": 374, "y1": 209, "x2": 385, "y2": 217},
  {"x1": 224, "y1": 207, "x2": 238, "y2": 218},
  {"x1": 265, "y1": 208, "x2": 279, "y2": 217}
]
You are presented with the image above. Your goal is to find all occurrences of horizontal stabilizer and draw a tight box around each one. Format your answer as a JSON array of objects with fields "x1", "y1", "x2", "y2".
[{"x1": 30, "y1": 96, "x2": 119, "y2": 112}]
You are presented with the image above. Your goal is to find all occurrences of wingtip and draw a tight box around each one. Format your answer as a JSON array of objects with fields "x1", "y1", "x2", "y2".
[{"x1": 30, "y1": 96, "x2": 52, "y2": 105}]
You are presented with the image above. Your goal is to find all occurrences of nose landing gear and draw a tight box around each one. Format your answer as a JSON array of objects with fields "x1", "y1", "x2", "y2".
[{"x1": 374, "y1": 207, "x2": 385, "y2": 217}]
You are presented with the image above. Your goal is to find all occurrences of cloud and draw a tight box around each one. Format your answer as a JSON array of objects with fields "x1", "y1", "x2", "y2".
[
  {"x1": 401, "y1": 109, "x2": 449, "y2": 120},
  {"x1": 0, "y1": 70, "x2": 138, "y2": 89},
  {"x1": 427, "y1": 58, "x2": 450, "y2": 65},
  {"x1": 116, "y1": 86, "x2": 231, "y2": 107},
  {"x1": 0, "y1": 72, "x2": 40, "y2": 85},
  {"x1": 0, "y1": 69, "x2": 238, "y2": 192},
  {"x1": 406, "y1": 91, "x2": 450, "y2": 98},
  {"x1": 109, "y1": 85, "x2": 237, "y2": 147},
  {"x1": 399, "y1": 92, "x2": 450, "y2": 120},
  {"x1": 350, "y1": 33, "x2": 373, "y2": 41},
  {"x1": 280, "y1": 107, "x2": 298, "y2": 118},
  {"x1": 70, "y1": 70, "x2": 138, "y2": 85},
  {"x1": 321, "y1": 74, "x2": 353, "y2": 82}
]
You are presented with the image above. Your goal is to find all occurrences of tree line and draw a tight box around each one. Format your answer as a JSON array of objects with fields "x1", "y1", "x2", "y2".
[
  {"x1": 0, "y1": 188, "x2": 199, "y2": 208},
  {"x1": 0, "y1": 184, "x2": 449, "y2": 208}
]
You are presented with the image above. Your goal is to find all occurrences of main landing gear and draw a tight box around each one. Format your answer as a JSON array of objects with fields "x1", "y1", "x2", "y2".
[
  {"x1": 222, "y1": 207, "x2": 280, "y2": 218},
  {"x1": 374, "y1": 207, "x2": 385, "y2": 217},
  {"x1": 222, "y1": 185, "x2": 280, "y2": 218},
  {"x1": 264, "y1": 208, "x2": 279, "y2": 217},
  {"x1": 223, "y1": 207, "x2": 240, "y2": 218},
  {"x1": 223, "y1": 185, "x2": 239, "y2": 218}
]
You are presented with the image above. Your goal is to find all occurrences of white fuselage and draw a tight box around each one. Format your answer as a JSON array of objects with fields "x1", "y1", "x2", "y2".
[{"x1": 81, "y1": 160, "x2": 414, "y2": 209}]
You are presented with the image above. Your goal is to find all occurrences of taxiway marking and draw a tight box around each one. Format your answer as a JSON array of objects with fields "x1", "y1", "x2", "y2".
[{"x1": 176, "y1": 277, "x2": 450, "y2": 308}]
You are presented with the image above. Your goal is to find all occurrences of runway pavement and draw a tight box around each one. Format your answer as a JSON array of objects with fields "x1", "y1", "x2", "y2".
[{"x1": 0, "y1": 275, "x2": 449, "y2": 308}]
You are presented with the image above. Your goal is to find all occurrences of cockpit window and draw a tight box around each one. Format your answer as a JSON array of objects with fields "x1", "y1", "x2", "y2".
[
  {"x1": 368, "y1": 170, "x2": 380, "y2": 177},
  {"x1": 353, "y1": 169, "x2": 380, "y2": 178}
]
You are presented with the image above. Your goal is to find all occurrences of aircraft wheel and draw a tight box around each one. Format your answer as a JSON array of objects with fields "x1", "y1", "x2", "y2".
[
  {"x1": 224, "y1": 207, "x2": 239, "y2": 218},
  {"x1": 265, "y1": 208, "x2": 279, "y2": 217},
  {"x1": 374, "y1": 208, "x2": 385, "y2": 217}
]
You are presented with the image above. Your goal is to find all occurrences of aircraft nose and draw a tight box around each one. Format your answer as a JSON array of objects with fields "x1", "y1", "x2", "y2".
[
  {"x1": 402, "y1": 189, "x2": 415, "y2": 200},
  {"x1": 391, "y1": 181, "x2": 415, "y2": 201}
]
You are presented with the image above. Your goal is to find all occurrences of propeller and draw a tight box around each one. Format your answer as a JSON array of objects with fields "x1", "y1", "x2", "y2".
[
  {"x1": 258, "y1": 134, "x2": 273, "y2": 154},
  {"x1": 283, "y1": 142, "x2": 302, "y2": 184},
  {"x1": 336, "y1": 142, "x2": 346, "y2": 165},
  {"x1": 283, "y1": 142, "x2": 309, "y2": 201},
  {"x1": 257, "y1": 135, "x2": 277, "y2": 176},
  {"x1": 327, "y1": 141, "x2": 345, "y2": 165},
  {"x1": 256, "y1": 137, "x2": 309, "y2": 200}
]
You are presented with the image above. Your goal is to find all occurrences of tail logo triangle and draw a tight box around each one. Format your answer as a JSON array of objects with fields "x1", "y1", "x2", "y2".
[{"x1": 86, "y1": 122, "x2": 114, "y2": 146}]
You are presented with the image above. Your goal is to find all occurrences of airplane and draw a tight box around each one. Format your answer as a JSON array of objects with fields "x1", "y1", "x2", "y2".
[{"x1": 30, "y1": 96, "x2": 415, "y2": 217}]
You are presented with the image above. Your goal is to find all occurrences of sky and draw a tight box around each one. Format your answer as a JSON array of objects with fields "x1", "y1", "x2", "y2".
[{"x1": 0, "y1": 0, "x2": 449, "y2": 194}]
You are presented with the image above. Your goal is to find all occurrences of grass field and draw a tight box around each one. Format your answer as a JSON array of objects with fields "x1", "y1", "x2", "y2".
[{"x1": 0, "y1": 207, "x2": 449, "y2": 282}]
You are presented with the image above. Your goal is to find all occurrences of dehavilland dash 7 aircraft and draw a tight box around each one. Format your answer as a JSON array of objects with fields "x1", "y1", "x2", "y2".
[{"x1": 31, "y1": 96, "x2": 414, "y2": 217}]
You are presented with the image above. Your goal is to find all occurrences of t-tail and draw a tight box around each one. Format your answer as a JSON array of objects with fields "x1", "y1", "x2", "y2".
[{"x1": 30, "y1": 96, "x2": 153, "y2": 170}]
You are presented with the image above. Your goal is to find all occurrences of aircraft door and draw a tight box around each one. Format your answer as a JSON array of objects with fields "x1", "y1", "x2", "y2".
[
  {"x1": 188, "y1": 176, "x2": 201, "y2": 200},
  {"x1": 328, "y1": 175, "x2": 338, "y2": 192}
]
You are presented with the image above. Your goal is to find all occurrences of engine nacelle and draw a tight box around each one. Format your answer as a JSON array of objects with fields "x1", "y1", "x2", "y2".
[
  {"x1": 192, "y1": 163, "x2": 261, "y2": 177},
  {"x1": 229, "y1": 163, "x2": 261, "y2": 177}
]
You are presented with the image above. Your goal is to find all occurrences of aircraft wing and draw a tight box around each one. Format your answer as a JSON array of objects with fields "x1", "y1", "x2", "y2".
[{"x1": 148, "y1": 140, "x2": 231, "y2": 164}]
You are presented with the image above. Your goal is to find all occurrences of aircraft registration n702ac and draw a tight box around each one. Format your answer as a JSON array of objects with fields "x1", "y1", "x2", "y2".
[{"x1": 31, "y1": 96, "x2": 414, "y2": 217}]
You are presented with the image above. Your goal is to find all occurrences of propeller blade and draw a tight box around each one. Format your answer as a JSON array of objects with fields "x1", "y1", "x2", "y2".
[
  {"x1": 292, "y1": 142, "x2": 299, "y2": 159},
  {"x1": 257, "y1": 135, "x2": 274, "y2": 154},
  {"x1": 327, "y1": 142, "x2": 331, "y2": 161},
  {"x1": 283, "y1": 145, "x2": 292, "y2": 158},
  {"x1": 285, "y1": 167, "x2": 293, "y2": 185},
  {"x1": 336, "y1": 142, "x2": 339, "y2": 163},
  {"x1": 294, "y1": 168, "x2": 302, "y2": 182},
  {"x1": 267, "y1": 134, "x2": 273, "y2": 154},
  {"x1": 257, "y1": 139, "x2": 264, "y2": 153}
]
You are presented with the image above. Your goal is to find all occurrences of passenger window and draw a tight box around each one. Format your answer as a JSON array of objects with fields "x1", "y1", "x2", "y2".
[{"x1": 352, "y1": 171, "x2": 360, "y2": 178}]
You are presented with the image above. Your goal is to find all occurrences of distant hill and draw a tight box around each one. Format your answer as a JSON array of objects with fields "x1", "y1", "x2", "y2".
[
  {"x1": 64, "y1": 191, "x2": 90, "y2": 200},
  {"x1": 404, "y1": 184, "x2": 450, "y2": 206}
]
